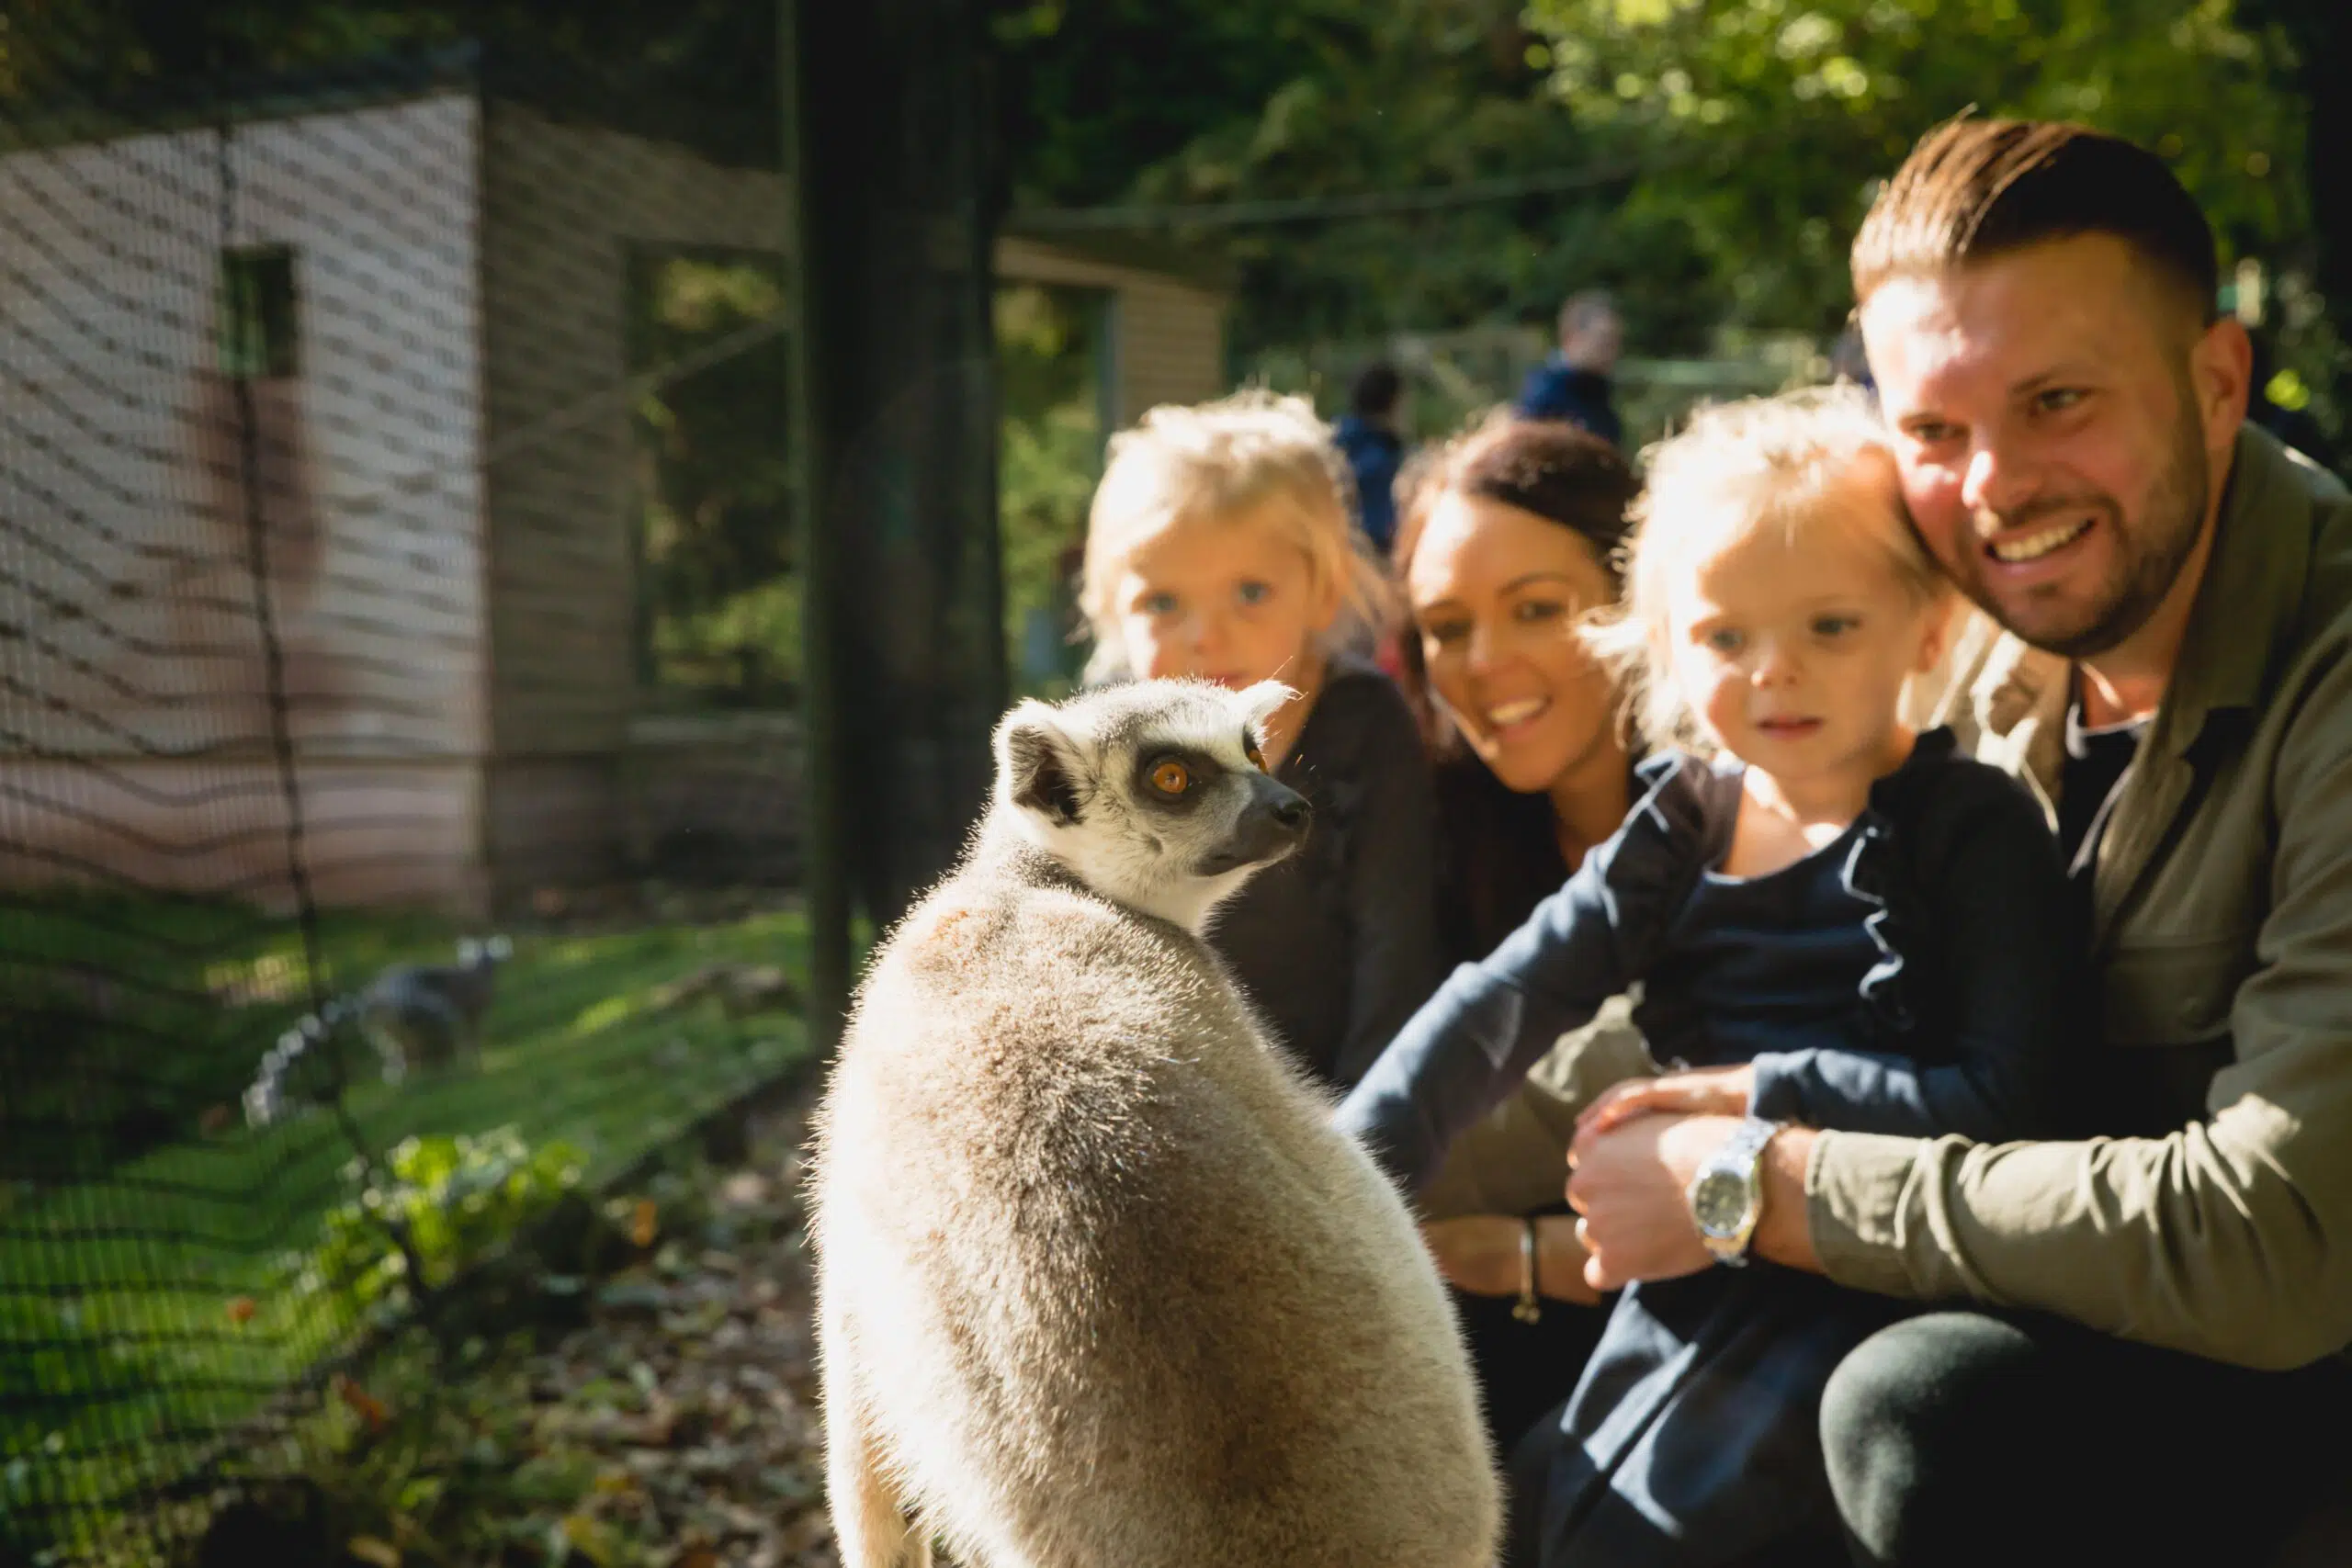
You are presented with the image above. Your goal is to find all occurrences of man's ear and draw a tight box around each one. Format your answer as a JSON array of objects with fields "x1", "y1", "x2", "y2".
[
  {"x1": 995, "y1": 701, "x2": 1084, "y2": 826},
  {"x1": 2192, "y1": 315, "x2": 2254, "y2": 457}
]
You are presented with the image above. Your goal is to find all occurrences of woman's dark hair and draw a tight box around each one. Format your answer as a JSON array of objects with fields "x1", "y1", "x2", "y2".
[
  {"x1": 1390, "y1": 411, "x2": 1639, "y2": 754},
  {"x1": 1389, "y1": 412, "x2": 1641, "y2": 955}
]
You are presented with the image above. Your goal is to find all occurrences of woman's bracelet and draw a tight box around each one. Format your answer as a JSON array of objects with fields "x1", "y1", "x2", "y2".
[{"x1": 1513, "y1": 1215, "x2": 1542, "y2": 1324}]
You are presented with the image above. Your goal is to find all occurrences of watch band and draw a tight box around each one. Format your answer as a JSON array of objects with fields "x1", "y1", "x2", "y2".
[{"x1": 1692, "y1": 1116, "x2": 1782, "y2": 1267}]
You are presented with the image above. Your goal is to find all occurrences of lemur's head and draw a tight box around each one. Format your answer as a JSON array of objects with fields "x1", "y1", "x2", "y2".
[{"x1": 991, "y1": 679, "x2": 1312, "y2": 933}]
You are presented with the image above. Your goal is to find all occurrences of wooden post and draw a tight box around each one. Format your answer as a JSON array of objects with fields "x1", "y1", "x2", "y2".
[{"x1": 789, "y1": 0, "x2": 1006, "y2": 1017}]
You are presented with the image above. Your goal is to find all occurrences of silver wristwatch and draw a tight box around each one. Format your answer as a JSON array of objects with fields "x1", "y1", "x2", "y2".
[{"x1": 1687, "y1": 1116, "x2": 1783, "y2": 1267}]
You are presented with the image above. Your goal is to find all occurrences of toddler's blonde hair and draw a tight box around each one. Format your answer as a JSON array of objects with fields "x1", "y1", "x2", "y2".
[
  {"x1": 1080, "y1": 389, "x2": 1394, "y2": 683},
  {"x1": 1586, "y1": 384, "x2": 1947, "y2": 751}
]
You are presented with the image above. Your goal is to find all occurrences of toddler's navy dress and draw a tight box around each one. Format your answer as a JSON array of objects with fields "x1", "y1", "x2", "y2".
[{"x1": 1337, "y1": 728, "x2": 2082, "y2": 1567}]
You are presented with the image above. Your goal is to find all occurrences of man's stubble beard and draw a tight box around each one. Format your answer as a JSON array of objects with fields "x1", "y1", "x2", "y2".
[{"x1": 1937, "y1": 393, "x2": 2211, "y2": 661}]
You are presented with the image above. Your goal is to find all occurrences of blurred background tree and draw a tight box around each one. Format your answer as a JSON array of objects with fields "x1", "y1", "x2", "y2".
[{"x1": 993, "y1": 0, "x2": 2336, "y2": 437}]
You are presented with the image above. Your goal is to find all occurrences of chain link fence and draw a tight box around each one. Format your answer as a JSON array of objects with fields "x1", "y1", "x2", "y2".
[{"x1": 0, "y1": 39, "x2": 817, "y2": 1564}]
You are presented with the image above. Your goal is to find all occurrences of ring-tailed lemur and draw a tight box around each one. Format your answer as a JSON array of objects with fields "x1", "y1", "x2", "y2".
[
  {"x1": 243, "y1": 936, "x2": 510, "y2": 1129},
  {"x1": 811, "y1": 680, "x2": 1498, "y2": 1568}
]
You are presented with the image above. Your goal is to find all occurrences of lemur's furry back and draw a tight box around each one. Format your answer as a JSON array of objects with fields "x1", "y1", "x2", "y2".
[{"x1": 810, "y1": 680, "x2": 1497, "y2": 1568}]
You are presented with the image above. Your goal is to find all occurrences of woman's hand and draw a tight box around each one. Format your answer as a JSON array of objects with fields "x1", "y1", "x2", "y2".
[
  {"x1": 1419, "y1": 1214, "x2": 1603, "y2": 1306},
  {"x1": 1575, "y1": 1064, "x2": 1756, "y2": 1140}
]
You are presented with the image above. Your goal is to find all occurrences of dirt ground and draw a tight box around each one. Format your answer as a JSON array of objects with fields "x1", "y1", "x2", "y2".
[{"x1": 479, "y1": 1099, "x2": 842, "y2": 1568}]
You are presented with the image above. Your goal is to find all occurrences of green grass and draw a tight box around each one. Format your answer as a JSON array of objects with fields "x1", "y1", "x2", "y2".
[{"x1": 0, "y1": 898, "x2": 820, "y2": 1554}]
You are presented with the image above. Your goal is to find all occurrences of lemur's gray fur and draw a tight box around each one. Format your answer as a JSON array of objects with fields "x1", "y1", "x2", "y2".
[
  {"x1": 243, "y1": 937, "x2": 510, "y2": 1129},
  {"x1": 811, "y1": 679, "x2": 1498, "y2": 1568},
  {"x1": 356, "y1": 934, "x2": 509, "y2": 1078}
]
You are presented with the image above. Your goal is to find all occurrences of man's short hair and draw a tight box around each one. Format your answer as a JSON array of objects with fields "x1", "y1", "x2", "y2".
[
  {"x1": 1557, "y1": 289, "x2": 1618, "y2": 341},
  {"x1": 1851, "y1": 117, "x2": 2219, "y2": 321},
  {"x1": 1350, "y1": 361, "x2": 1402, "y2": 419}
]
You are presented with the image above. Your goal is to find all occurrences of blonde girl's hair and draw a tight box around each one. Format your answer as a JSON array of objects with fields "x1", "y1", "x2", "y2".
[
  {"x1": 1584, "y1": 383, "x2": 1948, "y2": 751},
  {"x1": 1079, "y1": 389, "x2": 1395, "y2": 684}
]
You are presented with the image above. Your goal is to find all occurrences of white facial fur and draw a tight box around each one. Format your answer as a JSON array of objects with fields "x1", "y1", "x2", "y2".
[{"x1": 992, "y1": 679, "x2": 1298, "y2": 934}]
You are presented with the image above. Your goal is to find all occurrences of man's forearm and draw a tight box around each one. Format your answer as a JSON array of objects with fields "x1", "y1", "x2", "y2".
[{"x1": 1753, "y1": 1125, "x2": 1823, "y2": 1273}]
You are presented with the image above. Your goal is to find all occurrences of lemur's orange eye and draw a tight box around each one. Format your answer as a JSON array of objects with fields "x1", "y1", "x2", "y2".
[
  {"x1": 1150, "y1": 760, "x2": 1192, "y2": 795},
  {"x1": 1243, "y1": 737, "x2": 1267, "y2": 772}
]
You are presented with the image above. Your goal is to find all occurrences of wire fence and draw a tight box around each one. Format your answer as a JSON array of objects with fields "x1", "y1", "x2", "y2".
[{"x1": 0, "y1": 43, "x2": 812, "y2": 1564}]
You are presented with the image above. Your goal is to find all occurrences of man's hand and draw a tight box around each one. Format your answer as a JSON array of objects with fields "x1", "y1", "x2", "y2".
[
  {"x1": 1419, "y1": 1215, "x2": 1603, "y2": 1305},
  {"x1": 1576, "y1": 1064, "x2": 1756, "y2": 1139},
  {"x1": 1566, "y1": 1112, "x2": 1823, "y2": 1290},
  {"x1": 1565, "y1": 1113, "x2": 1724, "y2": 1290}
]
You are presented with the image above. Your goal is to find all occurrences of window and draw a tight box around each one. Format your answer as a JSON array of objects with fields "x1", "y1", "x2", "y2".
[
  {"x1": 218, "y1": 246, "x2": 299, "y2": 379},
  {"x1": 627, "y1": 248, "x2": 797, "y2": 709}
]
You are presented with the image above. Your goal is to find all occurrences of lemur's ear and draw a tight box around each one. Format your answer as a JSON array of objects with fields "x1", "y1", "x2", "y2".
[
  {"x1": 1234, "y1": 680, "x2": 1295, "y2": 735},
  {"x1": 996, "y1": 701, "x2": 1083, "y2": 826}
]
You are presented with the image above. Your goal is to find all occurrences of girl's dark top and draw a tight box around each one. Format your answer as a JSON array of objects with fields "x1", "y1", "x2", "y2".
[
  {"x1": 1430, "y1": 758, "x2": 1575, "y2": 969},
  {"x1": 1337, "y1": 727, "x2": 2083, "y2": 1191},
  {"x1": 1208, "y1": 660, "x2": 1447, "y2": 1089}
]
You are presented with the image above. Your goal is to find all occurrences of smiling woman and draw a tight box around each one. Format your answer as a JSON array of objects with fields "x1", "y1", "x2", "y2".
[
  {"x1": 1393, "y1": 413, "x2": 1643, "y2": 953},
  {"x1": 1386, "y1": 411, "x2": 1645, "y2": 1459}
]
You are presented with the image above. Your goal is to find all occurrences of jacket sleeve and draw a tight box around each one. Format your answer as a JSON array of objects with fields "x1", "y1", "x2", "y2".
[
  {"x1": 1805, "y1": 661, "x2": 2352, "y2": 1370},
  {"x1": 1748, "y1": 769, "x2": 2080, "y2": 1141},
  {"x1": 1327, "y1": 691, "x2": 1449, "y2": 1089},
  {"x1": 1516, "y1": 365, "x2": 1566, "y2": 421},
  {"x1": 1334, "y1": 763, "x2": 1696, "y2": 1193}
]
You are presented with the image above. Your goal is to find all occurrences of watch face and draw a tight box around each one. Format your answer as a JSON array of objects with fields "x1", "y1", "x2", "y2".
[{"x1": 1690, "y1": 1169, "x2": 1750, "y2": 1238}]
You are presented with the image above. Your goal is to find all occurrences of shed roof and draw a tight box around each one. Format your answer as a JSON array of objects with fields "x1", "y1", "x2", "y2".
[
  {"x1": 0, "y1": 40, "x2": 779, "y2": 169},
  {"x1": 996, "y1": 219, "x2": 1238, "y2": 297}
]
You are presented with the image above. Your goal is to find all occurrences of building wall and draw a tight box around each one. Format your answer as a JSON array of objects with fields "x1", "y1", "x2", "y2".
[
  {"x1": 0, "y1": 94, "x2": 489, "y2": 910},
  {"x1": 476, "y1": 103, "x2": 794, "y2": 900},
  {"x1": 994, "y1": 235, "x2": 1228, "y2": 423}
]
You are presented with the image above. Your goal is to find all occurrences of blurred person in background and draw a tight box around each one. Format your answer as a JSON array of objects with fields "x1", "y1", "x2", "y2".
[
  {"x1": 1335, "y1": 359, "x2": 1410, "y2": 554},
  {"x1": 1519, "y1": 290, "x2": 1626, "y2": 447}
]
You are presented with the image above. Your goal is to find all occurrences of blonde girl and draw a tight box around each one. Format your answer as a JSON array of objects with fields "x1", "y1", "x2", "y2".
[
  {"x1": 1080, "y1": 389, "x2": 1442, "y2": 1089},
  {"x1": 1338, "y1": 386, "x2": 2084, "y2": 1567}
]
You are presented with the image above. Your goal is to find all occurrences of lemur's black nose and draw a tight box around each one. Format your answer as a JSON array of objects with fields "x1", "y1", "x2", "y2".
[{"x1": 1271, "y1": 795, "x2": 1311, "y2": 830}]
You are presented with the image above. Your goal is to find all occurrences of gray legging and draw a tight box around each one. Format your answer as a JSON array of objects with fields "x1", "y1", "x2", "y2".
[{"x1": 1822, "y1": 1309, "x2": 2352, "y2": 1567}]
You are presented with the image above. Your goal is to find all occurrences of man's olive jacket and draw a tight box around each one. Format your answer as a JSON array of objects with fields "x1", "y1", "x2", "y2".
[{"x1": 1809, "y1": 424, "x2": 2352, "y2": 1370}]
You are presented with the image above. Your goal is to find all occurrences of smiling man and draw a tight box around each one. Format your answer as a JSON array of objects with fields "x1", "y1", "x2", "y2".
[{"x1": 1564, "y1": 118, "x2": 2352, "y2": 1562}]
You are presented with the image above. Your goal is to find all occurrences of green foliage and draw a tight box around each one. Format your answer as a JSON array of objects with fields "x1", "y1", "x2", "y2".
[
  {"x1": 1086, "y1": 0, "x2": 1686, "y2": 356},
  {"x1": 1001, "y1": 0, "x2": 2338, "y2": 435},
  {"x1": 1523, "y1": 0, "x2": 2308, "y2": 333},
  {"x1": 311, "y1": 1129, "x2": 587, "y2": 1324},
  {"x1": 995, "y1": 0, "x2": 1354, "y2": 209}
]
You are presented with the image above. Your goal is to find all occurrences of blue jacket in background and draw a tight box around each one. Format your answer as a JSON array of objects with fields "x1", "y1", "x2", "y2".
[
  {"x1": 1515, "y1": 358, "x2": 1623, "y2": 448},
  {"x1": 1333, "y1": 414, "x2": 1405, "y2": 553}
]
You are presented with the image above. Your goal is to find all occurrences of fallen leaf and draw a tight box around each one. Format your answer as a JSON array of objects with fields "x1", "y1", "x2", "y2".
[
  {"x1": 346, "y1": 1535, "x2": 401, "y2": 1568},
  {"x1": 334, "y1": 1374, "x2": 390, "y2": 1431},
  {"x1": 631, "y1": 1199, "x2": 660, "y2": 1248},
  {"x1": 560, "y1": 1512, "x2": 619, "y2": 1567}
]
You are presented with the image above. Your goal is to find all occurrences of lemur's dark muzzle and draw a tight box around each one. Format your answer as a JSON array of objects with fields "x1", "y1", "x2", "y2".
[{"x1": 1198, "y1": 773, "x2": 1312, "y2": 874}]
